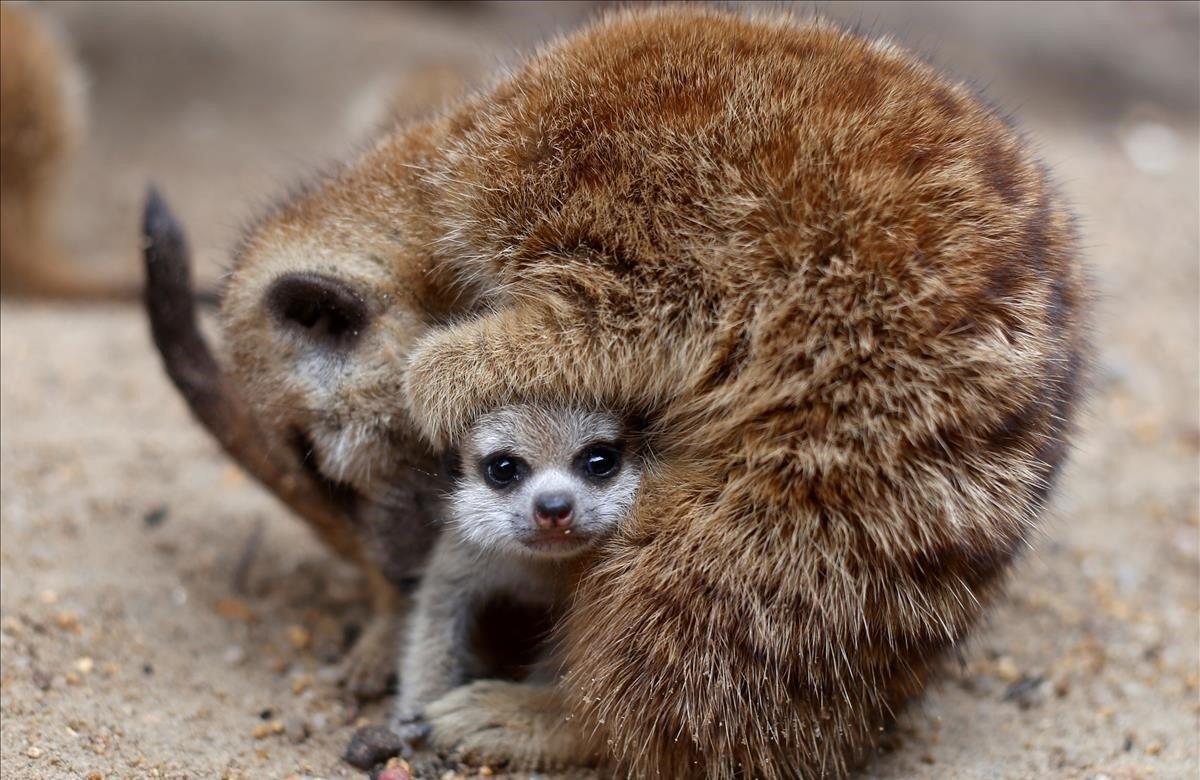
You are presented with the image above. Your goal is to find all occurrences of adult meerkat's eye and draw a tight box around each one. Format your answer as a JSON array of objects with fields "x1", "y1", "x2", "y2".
[
  {"x1": 580, "y1": 444, "x2": 621, "y2": 480},
  {"x1": 481, "y1": 454, "x2": 524, "y2": 489}
]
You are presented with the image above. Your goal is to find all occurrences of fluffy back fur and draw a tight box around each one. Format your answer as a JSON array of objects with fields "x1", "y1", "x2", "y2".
[{"x1": 226, "y1": 6, "x2": 1088, "y2": 777}]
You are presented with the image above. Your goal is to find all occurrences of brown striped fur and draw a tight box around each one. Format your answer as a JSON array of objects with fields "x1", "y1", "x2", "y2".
[{"x1": 221, "y1": 6, "x2": 1089, "y2": 776}]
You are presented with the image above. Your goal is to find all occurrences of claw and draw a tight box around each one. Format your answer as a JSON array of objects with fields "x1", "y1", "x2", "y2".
[{"x1": 394, "y1": 721, "x2": 432, "y2": 745}]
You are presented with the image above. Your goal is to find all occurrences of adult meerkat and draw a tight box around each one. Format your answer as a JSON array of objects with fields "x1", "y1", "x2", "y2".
[
  {"x1": 394, "y1": 8, "x2": 1090, "y2": 777},
  {"x1": 145, "y1": 6, "x2": 1089, "y2": 776}
]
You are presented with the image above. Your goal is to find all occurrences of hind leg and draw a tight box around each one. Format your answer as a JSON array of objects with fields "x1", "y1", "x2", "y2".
[{"x1": 340, "y1": 566, "x2": 406, "y2": 700}]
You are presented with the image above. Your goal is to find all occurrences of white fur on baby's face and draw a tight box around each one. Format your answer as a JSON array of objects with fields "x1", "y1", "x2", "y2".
[{"x1": 450, "y1": 406, "x2": 642, "y2": 559}]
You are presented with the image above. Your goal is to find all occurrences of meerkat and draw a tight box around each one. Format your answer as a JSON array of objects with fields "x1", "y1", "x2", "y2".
[
  {"x1": 394, "y1": 405, "x2": 641, "y2": 726},
  {"x1": 149, "y1": 6, "x2": 1090, "y2": 776},
  {"x1": 0, "y1": 1, "x2": 140, "y2": 300}
]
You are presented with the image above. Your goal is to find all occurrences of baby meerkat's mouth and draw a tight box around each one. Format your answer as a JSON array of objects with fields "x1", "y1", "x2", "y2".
[{"x1": 521, "y1": 528, "x2": 594, "y2": 556}]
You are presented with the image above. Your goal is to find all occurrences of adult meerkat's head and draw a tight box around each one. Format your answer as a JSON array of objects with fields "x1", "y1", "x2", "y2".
[
  {"x1": 450, "y1": 406, "x2": 643, "y2": 559},
  {"x1": 216, "y1": 124, "x2": 473, "y2": 499}
]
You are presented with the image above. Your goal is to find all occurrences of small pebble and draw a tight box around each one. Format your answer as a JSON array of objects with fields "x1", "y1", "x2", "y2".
[
  {"x1": 1004, "y1": 674, "x2": 1046, "y2": 710},
  {"x1": 252, "y1": 720, "x2": 284, "y2": 739},
  {"x1": 285, "y1": 715, "x2": 309, "y2": 744},
  {"x1": 1120, "y1": 121, "x2": 1180, "y2": 175},
  {"x1": 215, "y1": 598, "x2": 255, "y2": 623},
  {"x1": 345, "y1": 725, "x2": 405, "y2": 769},
  {"x1": 75, "y1": 656, "x2": 95, "y2": 675},
  {"x1": 55, "y1": 611, "x2": 81, "y2": 633},
  {"x1": 143, "y1": 506, "x2": 169, "y2": 529},
  {"x1": 39, "y1": 590, "x2": 59, "y2": 605},
  {"x1": 25, "y1": 746, "x2": 42, "y2": 759},
  {"x1": 994, "y1": 656, "x2": 1020, "y2": 682},
  {"x1": 377, "y1": 768, "x2": 410, "y2": 780},
  {"x1": 86, "y1": 773, "x2": 103, "y2": 780},
  {"x1": 31, "y1": 669, "x2": 52, "y2": 690},
  {"x1": 291, "y1": 674, "x2": 313, "y2": 695},
  {"x1": 287, "y1": 625, "x2": 311, "y2": 650}
]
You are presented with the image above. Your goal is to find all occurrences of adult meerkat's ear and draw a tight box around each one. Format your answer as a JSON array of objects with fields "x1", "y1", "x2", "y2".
[{"x1": 141, "y1": 187, "x2": 362, "y2": 562}]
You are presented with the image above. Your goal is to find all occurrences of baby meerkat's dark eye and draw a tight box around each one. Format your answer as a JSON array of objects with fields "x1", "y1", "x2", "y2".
[
  {"x1": 481, "y1": 454, "x2": 524, "y2": 489},
  {"x1": 580, "y1": 444, "x2": 621, "y2": 480}
]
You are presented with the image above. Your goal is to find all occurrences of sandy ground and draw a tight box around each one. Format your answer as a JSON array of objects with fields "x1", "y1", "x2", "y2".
[{"x1": 1, "y1": 2, "x2": 1197, "y2": 778}]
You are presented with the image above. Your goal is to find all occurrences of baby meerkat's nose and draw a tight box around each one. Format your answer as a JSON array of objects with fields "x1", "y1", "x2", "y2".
[{"x1": 533, "y1": 492, "x2": 574, "y2": 529}]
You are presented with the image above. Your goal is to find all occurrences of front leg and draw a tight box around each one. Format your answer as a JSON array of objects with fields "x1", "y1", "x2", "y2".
[
  {"x1": 392, "y1": 535, "x2": 478, "y2": 721},
  {"x1": 421, "y1": 679, "x2": 601, "y2": 771},
  {"x1": 407, "y1": 300, "x2": 684, "y2": 449},
  {"x1": 346, "y1": 537, "x2": 480, "y2": 771}
]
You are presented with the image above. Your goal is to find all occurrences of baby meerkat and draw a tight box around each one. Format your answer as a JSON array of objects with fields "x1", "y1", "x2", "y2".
[{"x1": 396, "y1": 405, "x2": 642, "y2": 724}]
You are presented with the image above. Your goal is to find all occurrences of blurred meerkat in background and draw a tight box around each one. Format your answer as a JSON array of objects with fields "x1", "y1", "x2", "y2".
[{"x1": 0, "y1": 1, "x2": 130, "y2": 299}]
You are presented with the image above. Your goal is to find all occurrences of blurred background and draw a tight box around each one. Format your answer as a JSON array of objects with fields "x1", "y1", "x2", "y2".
[{"x1": 1, "y1": 2, "x2": 1197, "y2": 778}]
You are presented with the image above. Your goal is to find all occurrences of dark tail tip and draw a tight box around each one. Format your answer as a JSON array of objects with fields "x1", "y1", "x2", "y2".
[
  {"x1": 141, "y1": 182, "x2": 195, "y2": 321},
  {"x1": 142, "y1": 184, "x2": 185, "y2": 250}
]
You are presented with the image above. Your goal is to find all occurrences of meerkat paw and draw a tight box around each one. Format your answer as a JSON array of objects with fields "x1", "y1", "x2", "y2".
[
  {"x1": 338, "y1": 611, "x2": 401, "y2": 700},
  {"x1": 405, "y1": 326, "x2": 503, "y2": 448},
  {"x1": 405, "y1": 305, "x2": 570, "y2": 448},
  {"x1": 419, "y1": 680, "x2": 598, "y2": 770}
]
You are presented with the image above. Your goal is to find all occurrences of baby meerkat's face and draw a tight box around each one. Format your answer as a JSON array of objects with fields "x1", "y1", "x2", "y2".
[{"x1": 450, "y1": 406, "x2": 642, "y2": 559}]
